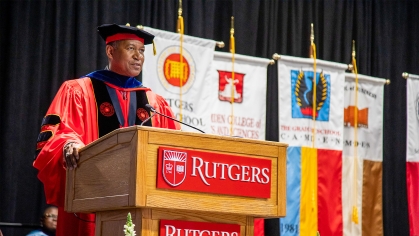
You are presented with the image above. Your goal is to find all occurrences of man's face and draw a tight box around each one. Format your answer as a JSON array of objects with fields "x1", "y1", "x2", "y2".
[
  {"x1": 107, "y1": 39, "x2": 145, "y2": 77},
  {"x1": 42, "y1": 207, "x2": 58, "y2": 232}
]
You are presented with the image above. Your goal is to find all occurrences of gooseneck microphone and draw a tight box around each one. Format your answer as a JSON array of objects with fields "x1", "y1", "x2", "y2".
[{"x1": 145, "y1": 104, "x2": 205, "y2": 133}]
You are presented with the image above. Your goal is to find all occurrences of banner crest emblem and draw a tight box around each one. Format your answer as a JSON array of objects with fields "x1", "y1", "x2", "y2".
[
  {"x1": 217, "y1": 70, "x2": 245, "y2": 103},
  {"x1": 344, "y1": 106, "x2": 369, "y2": 128},
  {"x1": 291, "y1": 70, "x2": 330, "y2": 121},
  {"x1": 162, "y1": 150, "x2": 187, "y2": 186},
  {"x1": 157, "y1": 46, "x2": 196, "y2": 94}
]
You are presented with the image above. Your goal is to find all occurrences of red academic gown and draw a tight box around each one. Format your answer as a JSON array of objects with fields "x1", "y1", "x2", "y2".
[{"x1": 34, "y1": 77, "x2": 180, "y2": 236}]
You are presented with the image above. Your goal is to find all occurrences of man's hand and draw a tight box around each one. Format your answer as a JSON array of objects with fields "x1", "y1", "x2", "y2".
[{"x1": 63, "y1": 142, "x2": 83, "y2": 170}]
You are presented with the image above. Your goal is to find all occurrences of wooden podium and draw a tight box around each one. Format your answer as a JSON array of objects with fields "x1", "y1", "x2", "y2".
[{"x1": 65, "y1": 126, "x2": 287, "y2": 236}]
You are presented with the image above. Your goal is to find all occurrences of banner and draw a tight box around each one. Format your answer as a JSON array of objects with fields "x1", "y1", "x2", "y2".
[
  {"x1": 281, "y1": 146, "x2": 342, "y2": 236},
  {"x1": 277, "y1": 55, "x2": 347, "y2": 150},
  {"x1": 207, "y1": 52, "x2": 269, "y2": 140},
  {"x1": 142, "y1": 29, "x2": 268, "y2": 139},
  {"x1": 142, "y1": 27, "x2": 216, "y2": 132},
  {"x1": 406, "y1": 74, "x2": 419, "y2": 235},
  {"x1": 342, "y1": 73, "x2": 385, "y2": 236},
  {"x1": 278, "y1": 55, "x2": 347, "y2": 235}
]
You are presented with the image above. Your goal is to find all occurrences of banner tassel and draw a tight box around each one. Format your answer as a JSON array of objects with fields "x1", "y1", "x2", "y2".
[
  {"x1": 152, "y1": 40, "x2": 156, "y2": 56},
  {"x1": 230, "y1": 16, "x2": 235, "y2": 136},
  {"x1": 351, "y1": 40, "x2": 359, "y2": 225},
  {"x1": 177, "y1": 0, "x2": 185, "y2": 122},
  {"x1": 310, "y1": 23, "x2": 317, "y2": 149}
]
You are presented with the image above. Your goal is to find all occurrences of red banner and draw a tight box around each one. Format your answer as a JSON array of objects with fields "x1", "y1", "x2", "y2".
[
  {"x1": 157, "y1": 146, "x2": 272, "y2": 198},
  {"x1": 160, "y1": 220, "x2": 240, "y2": 236}
]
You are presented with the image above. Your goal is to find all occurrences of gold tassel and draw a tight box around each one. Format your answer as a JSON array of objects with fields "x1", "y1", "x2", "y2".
[
  {"x1": 352, "y1": 206, "x2": 359, "y2": 224},
  {"x1": 311, "y1": 42, "x2": 317, "y2": 148},
  {"x1": 351, "y1": 40, "x2": 359, "y2": 225},
  {"x1": 176, "y1": 0, "x2": 184, "y2": 122},
  {"x1": 229, "y1": 16, "x2": 235, "y2": 136},
  {"x1": 177, "y1": 16, "x2": 184, "y2": 34},
  {"x1": 229, "y1": 17, "x2": 235, "y2": 54},
  {"x1": 230, "y1": 36, "x2": 235, "y2": 54}
]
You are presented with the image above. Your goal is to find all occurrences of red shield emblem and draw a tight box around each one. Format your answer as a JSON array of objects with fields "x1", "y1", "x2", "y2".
[
  {"x1": 162, "y1": 150, "x2": 187, "y2": 186},
  {"x1": 217, "y1": 70, "x2": 245, "y2": 103}
]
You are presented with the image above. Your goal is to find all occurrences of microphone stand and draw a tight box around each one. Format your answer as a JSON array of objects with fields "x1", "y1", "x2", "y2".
[
  {"x1": 145, "y1": 104, "x2": 205, "y2": 133},
  {"x1": 140, "y1": 112, "x2": 156, "y2": 126}
]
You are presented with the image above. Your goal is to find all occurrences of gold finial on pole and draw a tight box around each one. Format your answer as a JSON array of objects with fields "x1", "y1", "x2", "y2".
[
  {"x1": 230, "y1": 16, "x2": 235, "y2": 36},
  {"x1": 352, "y1": 40, "x2": 356, "y2": 59},
  {"x1": 402, "y1": 72, "x2": 409, "y2": 79},
  {"x1": 269, "y1": 59, "x2": 275, "y2": 65},
  {"x1": 216, "y1": 41, "x2": 225, "y2": 48},
  {"x1": 310, "y1": 23, "x2": 314, "y2": 45},
  {"x1": 136, "y1": 25, "x2": 144, "y2": 30},
  {"x1": 272, "y1": 53, "x2": 280, "y2": 60},
  {"x1": 310, "y1": 23, "x2": 314, "y2": 58},
  {"x1": 230, "y1": 16, "x2": 235, "y2": 54},
  {"x1": 126, "y1": 23, "x2": 131, "y2": 26},
  {"x1": 348, "y1": 64, "x2": 354, "y2": 71},
  {"x1": 177, "y1": 0, "x2": 183, "y2": 33},
  {"x1": 178, "y1": 0, "x2": 183, "y2": 17},
  {"x1": 386, "y1": 79, "x2": 391, "y2": 85}
]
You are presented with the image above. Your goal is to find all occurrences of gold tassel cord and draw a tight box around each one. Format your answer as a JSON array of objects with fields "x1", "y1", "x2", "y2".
[
  {"x1": 310, "y1": 24, "x2": 317, "y2": 215},
  {"x1": 230, "y1": 16, "x2": 235, "y2": 136},
  {"x1": 310, "y1": 23, "x2": 315, "y2": 59},
  {"x1": 311, "y1": 45, "x2": 317, "y2": 215},
  {"x1": 351, "y1": 40, "x2": 359, "y2": 224},
  {"x1": 310, "y1": 23, "x2": 317, "y2": 148},
  {"x1": 311, "y1": 43, "x2": 317, "y2": 149},
  {"x1": 177, "y1": 0, "x2": 184, "y2": 122},
  {"x1": 136, "y1": 24, "x2": 156, "y2": 56},
  {"x1": 152, "y1": 40, "x2": 156, "y2": 56}
]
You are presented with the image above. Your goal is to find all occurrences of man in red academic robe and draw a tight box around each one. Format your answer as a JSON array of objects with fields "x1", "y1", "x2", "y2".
[{"x1": 33, "y1": 23, "x2": 180, "y2": 236}]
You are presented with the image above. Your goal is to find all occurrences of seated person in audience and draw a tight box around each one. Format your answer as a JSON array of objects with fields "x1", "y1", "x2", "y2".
[{"x1": 27, "y1": 206, "x2": 58, "y2": 236}]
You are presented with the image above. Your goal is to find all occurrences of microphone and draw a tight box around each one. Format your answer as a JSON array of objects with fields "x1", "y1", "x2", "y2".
[{"x1": 145, "y1": 104, "x2": 205, "y2": 133}]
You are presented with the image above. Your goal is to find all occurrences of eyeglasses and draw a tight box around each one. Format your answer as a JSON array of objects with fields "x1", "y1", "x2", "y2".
[{"x1": 44, "y1": 214, "x2": 58, "y2": 220}]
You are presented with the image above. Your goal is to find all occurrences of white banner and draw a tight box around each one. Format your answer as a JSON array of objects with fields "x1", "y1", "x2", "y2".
[
  {"x1": 206, "y1": 51, "x2": 270, "y2": 140},
  {"x1": 407, "y1": 74, "x2": 419, "y2": 162},
  {"x1": 277, "y1": 55, "x2": 347, "y2": 149},
  {"x1": 342, "y1": 73, "x2": 386, "y2": 236},
  {"x1": 142, "y1": 27, "x2": 216, "y2": 132},
  {"x1": 343, "y1": 73, "x2": 386, "y2": 161}
]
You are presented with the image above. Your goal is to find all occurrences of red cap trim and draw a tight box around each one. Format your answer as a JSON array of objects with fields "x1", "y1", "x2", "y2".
[{"x1": 106, "y1": 33, "x2": 144, "y2": 44}]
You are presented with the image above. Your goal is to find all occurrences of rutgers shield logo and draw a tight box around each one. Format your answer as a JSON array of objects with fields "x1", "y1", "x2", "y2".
[
  {"x1": 217, "y1": 70, "x2": 245, "y2": 103},
  {"x1": 162, "y1": 150, "x2": 187, "y2": 186}
]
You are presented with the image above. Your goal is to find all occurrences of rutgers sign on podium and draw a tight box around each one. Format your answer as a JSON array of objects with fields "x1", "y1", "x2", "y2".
[
  {"x1": 160, "y1": 220, "x2": 240, "y2": 236},
  {"x1": 157, "y1": 146, "x2": 272, "y2": 198}
]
